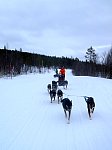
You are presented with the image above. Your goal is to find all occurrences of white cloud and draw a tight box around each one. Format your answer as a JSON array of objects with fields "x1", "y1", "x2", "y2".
[{"x1": 0, "y1": 0, "x2": 112, "y2": 60}]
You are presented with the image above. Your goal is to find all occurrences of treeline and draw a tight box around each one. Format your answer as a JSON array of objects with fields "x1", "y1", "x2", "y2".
[
  {"x1": 72, "y1": 46, "x2": 112, "y2": 79},
  {"x1": 0, "y1": 48, "x2": 75, "y2": 76},
  {"x1": 0, "y1": 47, "x2": 112, "y2": 79}
]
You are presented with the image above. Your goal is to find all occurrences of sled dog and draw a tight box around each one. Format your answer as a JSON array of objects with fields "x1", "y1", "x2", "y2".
[
  {"x1": 49, "y1": 89, "x2": 56, "y2": 103},
  {"x1": 84, "y1": 96, "x2": 95, "y2": 119},
  {"x1": 61, "y1": 98, "x2": 72, "y2": 123},
  {"x1": 57, "y1": 89, "x2": 63, "y2": 104}
]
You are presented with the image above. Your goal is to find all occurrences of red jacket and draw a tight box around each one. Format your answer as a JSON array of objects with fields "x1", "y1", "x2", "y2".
[{"x1": 59, "y1": 68, "x2": 65, "y2": 75}]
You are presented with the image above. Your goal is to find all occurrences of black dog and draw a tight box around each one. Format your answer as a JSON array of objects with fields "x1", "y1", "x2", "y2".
[
  {"x1": 61, "y1": 98, "x2": 72, "y2": 123},
  {"x1": 47, "y1": 84, "x2": 51, "y2": 93},
  {"x1": 49, "y1": 89, "x2": 56, "y2": 103},
  {"x1": 52, "y1": 81, "x2": 58, "y2": 90},
  {"x1": 57, "y1": 89, "x2": 63, "y2": 104},
  {"x1": 84, "y1": 96, "x2": 95, "y2": 120}
]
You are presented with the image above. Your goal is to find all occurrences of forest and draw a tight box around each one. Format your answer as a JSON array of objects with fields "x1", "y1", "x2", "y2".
[{"x1": 0, "y1": 46, "x2": 112, "y2": 79}]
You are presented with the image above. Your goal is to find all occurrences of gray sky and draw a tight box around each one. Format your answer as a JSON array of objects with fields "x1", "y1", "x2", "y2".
[{"x1": 0, "y1": 0, "x2": 112, "y2": 60}]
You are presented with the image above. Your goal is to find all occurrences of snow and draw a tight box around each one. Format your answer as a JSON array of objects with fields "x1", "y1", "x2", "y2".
[{"x1": 0, "y1": 69, "x2": 112, "y2": 150}]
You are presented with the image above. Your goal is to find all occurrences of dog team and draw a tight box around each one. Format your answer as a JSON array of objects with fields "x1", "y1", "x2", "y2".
[{"x1": 47, "y1": 82, "x2": 95, "y2": 123}]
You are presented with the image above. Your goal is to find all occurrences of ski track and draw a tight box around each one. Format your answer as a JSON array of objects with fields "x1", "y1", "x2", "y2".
[{"x1": 0, "y1": 70, "x2": 112, "y2": 150}]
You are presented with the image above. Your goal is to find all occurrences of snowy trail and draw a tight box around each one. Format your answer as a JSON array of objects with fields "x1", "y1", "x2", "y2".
[{"x1": 0, "y1": 70, "x2": 112, "y2": 150}]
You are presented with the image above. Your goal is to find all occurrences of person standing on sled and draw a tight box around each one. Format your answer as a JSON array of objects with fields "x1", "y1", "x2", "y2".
[{"x1": 59, "y1": 66, "x2": 65, "y2": 81}]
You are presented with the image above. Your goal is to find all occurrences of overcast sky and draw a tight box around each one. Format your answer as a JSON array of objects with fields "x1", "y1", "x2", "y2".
[{"x1": 0, "y1": 0, "x2": 112, "y2": 60}]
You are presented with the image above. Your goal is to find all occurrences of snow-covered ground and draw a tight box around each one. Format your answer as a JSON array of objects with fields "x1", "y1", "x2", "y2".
[{"x1": 0, "y1": 69, "x2": 112, "y2": 150}]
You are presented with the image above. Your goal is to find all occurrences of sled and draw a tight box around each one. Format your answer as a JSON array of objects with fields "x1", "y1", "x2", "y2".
[{"x1": 58, "y1": 75, "x2": 68, "y2": 88}]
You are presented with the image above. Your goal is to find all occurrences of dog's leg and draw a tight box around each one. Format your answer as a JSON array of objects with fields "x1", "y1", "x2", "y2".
[
  {"x1": 58, "y1": 96, "x2": 61, "y2": 104},
  {"x1": 91, "y1": 103, "x2": 95, "y2": 113},
  {"x1": 87, "y1": 104, "x2": 91, "y2": 119},
  {"x1": 67, "y1": 110, "x2": 71, "y2": 124},
  {"x1": 58, "y1": 96, "x2": 59, "y2": 104},
  {"x1": 51, "y1": 96, "x2": 52, "y2": 103},
  {"x1": 92, "y1": 107, "x2": 95, "y2": 113},
  {"x1": 66, "y1": 84, "x2": 67, "y2": 89},
  {"x1": 61, "y1": 96, "x2": 63, "y2": 101},
  {"x1": 53, "y1": 96, "x2": 55, "y2": 101},
  {"x1": 64, "y1": 109, "x2": 67, "y2": 118},
  {"x1": 68, "y1": 110, "x2": 71, "y2": 121}
]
